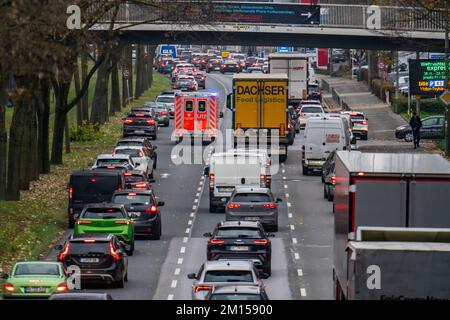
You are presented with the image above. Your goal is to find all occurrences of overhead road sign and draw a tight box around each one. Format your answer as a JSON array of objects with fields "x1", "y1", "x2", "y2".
[
  {"x1": 409, "y1": 59, "x2": 449, "y2": 98},
  {"x1": 212, "y1": 2, "x2": 320, "y2": 25}
]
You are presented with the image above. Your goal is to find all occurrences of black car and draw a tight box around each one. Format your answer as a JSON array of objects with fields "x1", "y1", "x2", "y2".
[
  {"x1": 116, "y1": 137, "x2": 158, "y2": 169},
  {"x1": 205, "y1": 59, "x2": 222, "y2": 73},
  {"x1": 308, "y1": 83, "x2": 322, "y2": 101},
  {"x1": 194, "y1": 72, "x2": 206, "y2": 89},
  {"x1": 112, "y1": 190, "x2": 164, "y2": 240},
  {"x1": 67, "y1": 170, "x2": 125, "y2": 228},
  {"x1": 124, "y1": 170, "x2": 153, "y2": 190},
  {"x1": 50, "y1": 292, "x2": 114, "y2": 300},
  {"x1": 220, "y1": 61, "x2": 241, "y2": 74},
  {"x1": 56, "y1": 234, "x2": 128, "y2": 288},
  {"x1": 203, "y1": 221, "x2": 273, "y2": 276},
  {"x1": 123, "y1": 111, "x2": 158, "y2": 140},
  {"x1": 395, "y1": 115, "x2": 445, "y2": 142},
  {"x1": 321, "y1": 151, "x2": 337, "y2": 183}
]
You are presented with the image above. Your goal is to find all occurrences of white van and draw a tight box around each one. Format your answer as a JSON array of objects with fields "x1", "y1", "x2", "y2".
[
  {"x1": 205, "y1": 152, "x2": 266, "y2": 212},
  {"x1": 302, "y1": 116, "x2": 351, "y2": 175}
]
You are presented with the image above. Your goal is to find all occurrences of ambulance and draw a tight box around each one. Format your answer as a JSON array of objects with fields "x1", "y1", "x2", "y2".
[{"x1": 172, "y1": 92, "x2": 222, "y2": 143}]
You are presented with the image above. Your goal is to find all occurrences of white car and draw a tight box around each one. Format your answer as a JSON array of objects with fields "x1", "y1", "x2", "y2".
[
  {"x1": 92, "y1": 154, "x2": 136, "y2": 171},
  {"x1": 113, "y1": 146, "x2": 154, "y2": 179},
  {"x1": 155, "y1": 95, "x2": 175, "y2": 118},
  {"x1": 298, "y1": 104, "x2": 325, "y2": 129}
]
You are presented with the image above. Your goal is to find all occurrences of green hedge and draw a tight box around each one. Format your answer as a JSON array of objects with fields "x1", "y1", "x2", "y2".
[{"x1": 392, "y1": 97, "x2": 446, "y2": 114}]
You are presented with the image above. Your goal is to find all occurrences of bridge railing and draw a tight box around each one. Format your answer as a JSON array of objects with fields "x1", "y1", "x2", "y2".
[{"x1": 91, "y1": 2, "x2": 446, "y2": 33}]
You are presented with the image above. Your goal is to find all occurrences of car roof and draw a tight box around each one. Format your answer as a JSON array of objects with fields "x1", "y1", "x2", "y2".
[
  {"x1": 71, "y1": 170, "x2": 121, "y2": 177},
  {"x1": 233, "y1": 186, "x2": 270, "y2": 193},
  {"x1": 203, "y1": 260, "x2": 254, "y2": 271},
  {"x1": 14, "y1": 261, "x2": 61, "y2": 266},
  {"x1": 115, "y1": 145, "x2": 143, "y2": 150},
  {"x1": 301, "y1": 105, "x2": 323, "y2": 109},
  {"x1": 70, "y1": 233, "x2": 114, "y2": 241},
  {"x1": 118, "y1": 137, "x2": 148, "y2": 143},
  {"x1": 212, "y1": 285, "x2": 262, "y2": 295},
  {"x1": 96, "y1": 154, "x2": 131, "y2": 160},
  {"x1": 219, "y1": 221, "x2": 261, "y2": 228}
]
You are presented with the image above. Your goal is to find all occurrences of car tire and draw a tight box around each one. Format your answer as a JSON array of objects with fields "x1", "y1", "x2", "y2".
[
  {"x1": 126, "y1": 240, "x2": 134, "y2": 256},
  {"x1": 113, "y1": 274, "x2": 125, "y2": 288},
  {"x1": 327, "y1": 190, "x2": 334, "y2": 202},
  {"x1": 324, "y1": 185, "x2": 328, "y2": 199},
  {"x1": 153, "y1": 156, "x2": 157, "y2": 170},
  {"x1": 302, "y1": 165, "x2": 309, "y2": 176},
  {"x1": 152, "y1": 223, "x2": 162, "y2": 240},
  {"x1": 209, "y1": 202, "x2": 217, "y2": 213},
  {"x1": 148, "y1": 170, "x2": 154, "y2": 180},
  {"x1": 68, "y1": 217, "x2": 75, "y2": 229},
  {"x1": 363, "y1": 134, "x2": 368, "y2": 141},
  {"x1": 321, "y1": 175, "x2": 325, "y2": 183},
  {"x1": 404, "y1": 133, "x2": 413, "y2": 142},
  {"x1": 263, "y1": 265, "x2": 272, "y2": 277},
  {"x1": 124, "y1": 272, "x2": 128, "y2": 282}
]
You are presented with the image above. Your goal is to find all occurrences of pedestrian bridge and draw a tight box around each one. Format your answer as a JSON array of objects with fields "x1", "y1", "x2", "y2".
[{"x1": 90, "y1": 2, "x2": 446, "y2": 51}]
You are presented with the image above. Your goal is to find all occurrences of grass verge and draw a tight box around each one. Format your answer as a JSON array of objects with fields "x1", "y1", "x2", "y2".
[{"x1": 0, "y1": 72, "x2": 170, "y2": 275}]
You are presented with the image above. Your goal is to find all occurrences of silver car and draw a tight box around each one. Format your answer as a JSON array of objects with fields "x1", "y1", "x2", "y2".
[
  {"x1": 225, "y1": 187, "x2": 281, "y2": 232},
  {"x1": 187, "y1": 260, "x2": 267, "y2": 300}
]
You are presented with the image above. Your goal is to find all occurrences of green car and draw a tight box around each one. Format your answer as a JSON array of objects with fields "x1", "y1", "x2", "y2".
[
  {"x1": 74, "y1": 204, "x2": 135, "y2": 255},
  {"x1": 1, "y1": 261, "x2": 68, "y2": 299}
]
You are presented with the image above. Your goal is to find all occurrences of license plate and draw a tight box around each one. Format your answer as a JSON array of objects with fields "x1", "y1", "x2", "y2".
[
  {"x1": 245, "y1": 217, "x2": 260, "y2": 221},
  {"x1": 230, "y1": 246, "x2": 249, "y2": 251},
  {"x1": 81, "y1": 258, "x2": 99, "y2": 263},
  {"x1": 134, "y1": 130, "x2": 145, "y2": 134},
  {"x1": 129, "y1": 212, "x2": 141, "y2": 217},
  {"x1": 214, "y1": 67, "x2": 220, "y2": 70},
  {"x1": 24, "y1": 287, "x2": 46, "y2": 293}
]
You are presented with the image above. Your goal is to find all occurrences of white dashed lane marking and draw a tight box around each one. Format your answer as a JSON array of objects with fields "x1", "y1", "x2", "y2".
[
  {"x1": 300, "y1": 288, "x2": 307, "y2": 297},
  {"x1": 167, "y1": 294, "x2": 174, "y2": 300},
  {"x1": 171, "y1": 280, "x2": 178, "y2": 288}
]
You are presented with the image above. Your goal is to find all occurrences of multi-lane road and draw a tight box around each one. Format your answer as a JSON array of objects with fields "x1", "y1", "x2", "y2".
[{"x1": 49, "y1": 73, "x2": 334, "y2": 300}]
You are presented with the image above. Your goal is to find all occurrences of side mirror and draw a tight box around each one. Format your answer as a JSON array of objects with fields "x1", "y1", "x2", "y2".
[
  {"x1": 259, "y1": 272, "x2": 270, "y2": 280},
  {"x1": 266, "y1": 233, "x2": 275, "y2": 238},
  {"x1": 204, "y1": 167, "x2": 210, "y2": 176},
  {"x1": 148, "y1": 179, "x2": 156, "y2": 184},
  {"x1": 1, "y1": 273, "x2": 9, "y2": 280},
  {"x1": 153, "y1": 146, "x2": 158, "y2": 150},
  {"x1": 54, "y1": 244, "x2": 63, "y2": 251},
  {"x1": 276, "y1": 198, "x2": 283, "y2": 203},
  {"x1": 203, "y1": 232, "x2": 213, "y2": 238},
  {"x1": 157, "y1": 201, "x2": 165, "y2": 207},
  {"x1": 219, "y1": 112, "x2": 224, "y2": 118},
  {"x1": 187, "y1": 273, "x2": 197, "y2": 280}
]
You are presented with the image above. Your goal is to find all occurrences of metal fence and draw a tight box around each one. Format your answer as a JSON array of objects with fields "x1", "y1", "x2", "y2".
[{"x1": 91, "y1": 2, "x2": 446, "y2": 33}]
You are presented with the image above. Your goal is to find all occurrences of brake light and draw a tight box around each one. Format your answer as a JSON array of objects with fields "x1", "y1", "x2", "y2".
[
  {"x1": 135, "y1": 182, "x2": 148, "y2": 189},
  {"x1": 331, "y1": 176, "x2": 336, "y2": 185},
  {"x1": 124, "y1": 173, "x2": 132, "y2": 176},
  {"x1": 123, "y1": 119, "x2": 133, "y2": 124},
  {"x1": 160, "y1": 111, "x2": 168, "y2": 115},
  {"x1": 146, "y1": 205, "x2": 158, "y2": 214},
  {"x1": 84, "y1": 239, "x2": 96, "y2": 243},
  {"x1": 194, "y1": 285, "x2": 212, "y2": 293},
  {"x1": 109, "y1": 242, "x2": 121, "y2": 262},
  {"x1": 266, "y1": 159, "x2": 271, "y2": 168},
  {"x1": 138, "y1": 150, "x2": 144, "y2": 157},
  {"x1": 357, "y1": 172, "x2": 365, "y2": 176},
  {"x1": 147, "y1": 119, "x2": 155, "y2": 125},
  {"x1": 68, "y1": 185, "x2": 73, "y2": 200},
  {"x1": 115, "y1": 220, "x2": 130, "y2": 225},
  {"x1": 254, "y1": 239, "x2": 269, "y2": 245},
  {"x1": 209, "y1": 239, "x2": 225, "y2": 245},
  {"x1": 77, "y1": 220, "x2": 92, "y2": 225},
  {"x1": 362, "y1": 120, "x2": 368, "y2": 125},
  {"x1": 209, "y1": 173, "x2": 215, "y2": 192},
  {"x1": 288, "y1": 123, "x2": 292, "y2": 129},
  {"x1": 3, "y1": 283, "x2": 14, "y2": 292},
  {"x1": 58, "y1": 242, "x2": 70, "y2": 261},
  {"x1": 56, "y1": 282, "x2": 69, "y2": 292},
  {"x1": 227, "y1": 204, "x2": 241, "y2": 209},
  {"x1": 301, "y1": 113, "x2": 306, "y2": 117},
  {"x1": 263, "y1": 203, "x2": 277, "y2": 209},
  {"x1": 128, "y1": 193, "x2": 137, "y2": 196}
]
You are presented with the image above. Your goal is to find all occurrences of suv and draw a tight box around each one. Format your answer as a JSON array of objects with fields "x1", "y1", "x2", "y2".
[
  {"x1": 56, "y1": 234, "x2": 129, "y2": 288},
  {"x1": 74, "y1": 203, "x2": 135, "y2": 255},
  {"x1": 123, "y1": 111, "x2": 158, "y2": 140},
  {"x1": 116, "y1": 137, "x2": 158, "y2": 169},
  {"x1": 67, "y1": 170, "x2": 125, "y2": 228},
  {"x1": 203, "y1": 221, "x2": 273, "y2": 275},
  {"x1": 155, "y1": 95, "x2": 176, "y2": 118},
  {"x1": 342, "y1": 111, "x2": 369, "y2": 140},
  {"x1": 112, "y1": 190, "x2": 164, "y2": 240}
]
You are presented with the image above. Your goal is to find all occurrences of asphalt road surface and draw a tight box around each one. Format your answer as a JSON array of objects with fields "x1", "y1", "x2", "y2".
[{"x1": 49, "y1": 73, "x2": 336, "y2": 300}]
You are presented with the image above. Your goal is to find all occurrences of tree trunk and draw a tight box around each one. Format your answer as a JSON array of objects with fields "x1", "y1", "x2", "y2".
[
  {"x1": 64, "y1": 115, "x2": 71, "y2": 154},
  {"x1": 135, "y1": 45, "x2": 142, "y2": 99},
  {"x1": 36, "y1": 77, "x2": 50, "y2": 174},
  {"x1": 90, "y1": 56, "x2": 110, "y2": 125},
  {"x1": 0, "y1": 75, "x2": 7, "y2": 200},
  {"x1": 81, "y1": 52, "x2": 89, "y2": 122},
  {"x1": 110, "y1": 58, "x2": 121, "y2": 115},
  {"x1": 51, "y1": 81, "x2": 70, "y2": 165},
  {"x1": 28, "y1": 97, "x2": 39, "y2": 182},
  {"x1": 74, "y1": 61, "x2": 83, "y2": 126},
  {"x1": 147, "y1": 45, "x2": 156, "y2": 88}
]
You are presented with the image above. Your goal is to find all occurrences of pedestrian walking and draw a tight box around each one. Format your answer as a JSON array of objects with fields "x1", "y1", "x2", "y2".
[{"x1": 409, "y1": 112, "x2": 422, "y2": 149}]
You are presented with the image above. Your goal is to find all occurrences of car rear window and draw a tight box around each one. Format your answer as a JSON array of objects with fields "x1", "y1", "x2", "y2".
[
  {"x1": 113, "y1": 194, "x2": 153, "y2": 205},
  {"x1": 117, "y1": 141, "x2": 142, "y2": 147},
  {"x1": 350, "y1": 114, "x2": 365, "y2": 121},
  {"x1": 232, "y1": 193, "x2": 271, "y2": 203},
  {"x1": 96, "y1": 159, "x2": 129, "y2": 167},
  {"x1": 72, "y1": 176, "x2": 119, "y2": 197},
  {"x1": 301, "y1": 107, "x2": 323, "y2": 113},
  {"x1": 156, "y1": 97, "x2": 174, "y2": 103},
  {"x1": 82, "y1": 208, "x2": 125, "y2": 219},
  {"x1": 14, "y1": 264, "x2": 60, "y2": 276},
  {"x1": 115, "y1": 149, "x2": 141, "y2": 157},
  {"x1": 124, "y1": 175, "x2": 145, "y2": 183},
  {"x1": 210, "y1": 294, "x2": 262, "y2": 300},
  {"x1": 69, "y1": 242, "x2": 110, "y2": 255},
  {"x1": 204, "y1": 271, "x2": 253, "y2": 283},
  {"x1": 216, "y1": 228, "x2": 262, "y2": 238}
]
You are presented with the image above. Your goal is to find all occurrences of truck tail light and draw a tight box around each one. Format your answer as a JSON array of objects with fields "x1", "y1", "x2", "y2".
[
  {"x1": 58, "y1": 242, "x2": 70, "y2": 261},
  {"x1": 263, "y1": 203, "x2": 277, "y2": 209},
  {"x1": 194, "y1": 285, "x2": 212, "y2": 293}
]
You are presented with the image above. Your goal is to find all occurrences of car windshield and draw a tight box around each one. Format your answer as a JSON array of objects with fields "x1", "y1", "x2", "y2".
[
  {"x1": 96, "y1": 159, "x2": 129, "y2": 166},
  {"x1": 82, "y1": 208, "x2": 125, "y2": 219},
  {"x1": 179, "y1": 81, "x2": 192, "y2": 86},
  {"x1": 69, "y1": 242, "x2": 110, "y2": 255},
  {"x1": 216, "y1": 228, "x2": 262, "y2": 239},
  {"x1": 232, "y1": 193, "x2": 271, "y2": 203},
  {"x1": 14, "y1": 264, "x2": 60, "y2": 276},
  {"x1": 204, "y1": 271, "x2": 253, "y2": 283},
  {"x1": 115, "y1": 149, "x2": 141, "y2": 157},
  {"x1": 113, "y1": 194, "x2": 152, "y2": 205},
  {"x1": 156, "y1": 97, "x2": 174, "y2": 103},
  {"x1": 210, "y1": 294, "x2": 262, "y2": 300},
  {"x1": 301, "y1": 107, "x2": 323, "y2": 113}
]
